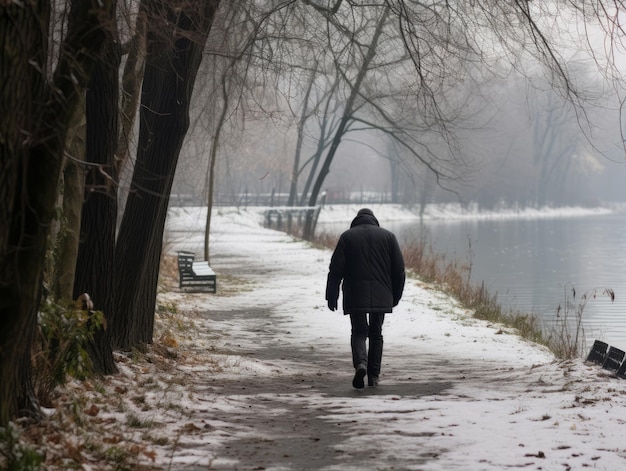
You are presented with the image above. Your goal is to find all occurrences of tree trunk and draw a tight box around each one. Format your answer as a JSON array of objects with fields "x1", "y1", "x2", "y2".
[
  {"x1": 115, "y1": 4, "x2": 147, "y2": 182},
  {"x1": 298, "y1": 79, "x2": 340, "y2": 207},
  {"x1": 0, "y1": 1, "x2": 113, "y2": 425},
  {"x1": 53, "y1": 107, "x2": 87, "y2": 302},
  {"x1": 205, "y1": 78, "x2": 229, "y2": 263},
  {"x1": 113, "y1": 0, "x2": 220, "y2": 350},
  {"x1": 288, "y1": 61, "x2": 317, "y2": 206},
  {"x1": 390, "y1": 158, "x2": 399, "y2": 204},
  {"x1": 73, "y1": 14, "x2": 121, "y2": 375},
  {"x1": 303, "y1": 7, "x2": 390, "y2": 240}
]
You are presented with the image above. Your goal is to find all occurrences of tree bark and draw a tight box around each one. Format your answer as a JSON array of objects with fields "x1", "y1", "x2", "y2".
[
  {"x1": 113, "y1": 0, "x2": 220, "y2": 350},
  {"x1": 115, "y1": 3, "x2": 147, "y2": 182},
  {"x1": 0, "y1": 0, "x2": 113, "y2": 425},
  {"x1": 54, "y1": 115, "x2": 86, "y2": 302},
  {"x1": 288, "y1": 61, "x2": 318, "y2": 206},
  {"x1": 204, "y1": 78, "x2": 229, "y2": 263},
  {"x1": 73, "y1": 8, "x2": 121, "y2": 375},
  {"x1": 303, "y1": 7, "x2": 390, "y2": 240},
  {"x1": 0, "y1": 3, "x2": 53, "y2": 425}
]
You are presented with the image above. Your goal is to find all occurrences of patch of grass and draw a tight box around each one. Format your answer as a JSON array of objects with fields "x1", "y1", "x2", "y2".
[
  {"x1": 157, "y1": 253, "x2": 180, "y2": 291},
  {"x1": 145, "y1": 434, "x2": 169, "y2": 446},
  {"x1": 126, "y1": 413, "x2": 158, "y2": 429},
  {"x1": 93, "y1": 381, "x2": 107, "y2": 395},
  {"x1": 400, "y1": 237, "x2": 563, "y2": 355},
  {"x1": 164, "y1": 402, "x2": 186, "y2": 413},
  {"x1": 543, "y1": 285, "x2": 614, "y2": 359},
  {"x1": 213, "y1": 273, "x2": 256, "y2": 296},
  {"x1": 132, "y1": 395, "x2": 147, "y2": 406},
  {"x1": 104, "y1": 445, "x2": 132, "y2": 464},
  {"x1": 158, "y1": 301, "x2": 179, "y2": 315},
  {"x1": 138, "y1": 376, "x2": 158, "y2": 388},
  {"x1": 0, "y1": 422, "x2": 44, "y2": 471}
]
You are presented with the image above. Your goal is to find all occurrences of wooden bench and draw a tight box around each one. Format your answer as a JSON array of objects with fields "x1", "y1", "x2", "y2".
[
  {"x1": 585, "y1": 339, "x2": 609, "y2": 365},
  {"x1": 602, "y1": 346, "x2": 625, "y2": 373},
  {"x1": 177, "y1": 251, "x2": 216, "y2": 292}
]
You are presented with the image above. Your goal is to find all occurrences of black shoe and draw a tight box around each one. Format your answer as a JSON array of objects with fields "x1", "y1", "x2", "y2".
[
  {"x1": 368, "y1": 376, "x2": 379, "y2": 387},
  {"x1": 352, "y1": 364, "x2": 367, "y2": 389}
]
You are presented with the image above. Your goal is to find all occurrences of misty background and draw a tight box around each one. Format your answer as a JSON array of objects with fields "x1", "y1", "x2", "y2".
[
  {"x1": 8, "y1": 0, "x2": 626, "y2": 441},
  {"x1": 155, "y1": 4, "x2": 626, "y2": 212}
]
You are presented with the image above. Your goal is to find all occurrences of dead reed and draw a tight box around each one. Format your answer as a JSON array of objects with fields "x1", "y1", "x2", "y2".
[
  {"x1": 400, "y1": 236, "x2": 549, "y2": 349},
  {"x1": 311, "y1": 228, "x2": 580, "y2": 358}
]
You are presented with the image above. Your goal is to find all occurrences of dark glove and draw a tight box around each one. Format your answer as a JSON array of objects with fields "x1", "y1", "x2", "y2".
[{"x1": 326, "y1": 272, "x2": 341, "y2": 312}]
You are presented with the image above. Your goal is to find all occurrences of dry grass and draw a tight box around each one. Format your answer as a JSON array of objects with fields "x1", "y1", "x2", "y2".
[
  {"x1": 12, "y1": 300, "x2": 227, "y2": 470},
  {"x1": 312, "y1": 227, "x2": 581, "y2": 359},
  {"x1": 158, "y1": 253, "x2": 180, "y2": 292}
]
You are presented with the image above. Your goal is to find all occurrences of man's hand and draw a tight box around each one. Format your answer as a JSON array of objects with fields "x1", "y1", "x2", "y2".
[{"x1": 327, "y1": 299, "x2": 337, "y2": 311}]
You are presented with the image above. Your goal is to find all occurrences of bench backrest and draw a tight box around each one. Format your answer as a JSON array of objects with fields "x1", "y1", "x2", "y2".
[{"x1": 177, "y1": 251, "x2": 195, "y2": 273}]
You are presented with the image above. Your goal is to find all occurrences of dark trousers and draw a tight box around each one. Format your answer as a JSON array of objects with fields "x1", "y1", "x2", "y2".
[{"x1": 350, "y1": 312, "x2": 385, "y2": 378}]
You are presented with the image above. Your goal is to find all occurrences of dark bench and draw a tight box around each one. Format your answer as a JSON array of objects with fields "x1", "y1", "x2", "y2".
[
  {"x1": 585, "y1": 339, "x2": 626, "y2": 379},
  {"x1": 177, "y1": 251, "x2": 216, "y2": 292},
  {"x1": 603, "y1": 346, "x2": 626, "y2": 373},
  {"x1": 585, "y1": 339, "x2": 608, "y2": 365}
]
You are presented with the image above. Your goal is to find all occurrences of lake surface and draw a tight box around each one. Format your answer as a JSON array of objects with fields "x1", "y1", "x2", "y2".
[{"x1": 319, "y1": 210, "x2": 626, "y2": 351}]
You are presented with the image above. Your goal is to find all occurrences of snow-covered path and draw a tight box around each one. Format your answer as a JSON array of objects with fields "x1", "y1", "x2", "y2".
[{"x1": 158, "y1": 207, "x2": 626, "y2": 470}]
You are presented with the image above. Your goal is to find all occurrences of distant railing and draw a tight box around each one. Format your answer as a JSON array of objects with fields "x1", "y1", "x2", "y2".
[
  {"x1": 263, "y1": 206, "x2": 321, "y2": 232},
  {"x1": 169, "y1": 191, "x2": 395, "y2": 208}
]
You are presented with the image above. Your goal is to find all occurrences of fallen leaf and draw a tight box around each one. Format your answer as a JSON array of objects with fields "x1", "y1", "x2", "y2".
[{"x1": 85, "y1": 404, "x2": 100, "y2": 416}]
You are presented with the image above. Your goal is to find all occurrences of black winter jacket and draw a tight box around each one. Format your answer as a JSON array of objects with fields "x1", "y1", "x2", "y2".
[{"x1": 326, "y1": 210, "x2": 405, "y2": 314}]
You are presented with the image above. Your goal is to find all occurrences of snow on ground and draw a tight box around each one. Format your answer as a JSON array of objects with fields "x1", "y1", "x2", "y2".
[
  {"x1": 16, "y1": 204, "x2": 626, "y2": 470},
  {"x1": 314, "y1": 202, "x2": 616, "y2": 223},
  {"x1": 154, "y1": 205, "x2": 626, "y2": 471}
]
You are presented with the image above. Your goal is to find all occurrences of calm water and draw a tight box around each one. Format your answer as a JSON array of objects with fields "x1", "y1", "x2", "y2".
[{"x1": 320, "y1": 211, "x2": 626, "y2": 350}]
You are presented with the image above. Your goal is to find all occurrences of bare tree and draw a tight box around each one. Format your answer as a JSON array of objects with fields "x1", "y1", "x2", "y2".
[
  {"x1": 0, "y1": 0, "x2": 115, "y2": 425},
  {"x1": 53, "y1": 105, "x2": 87, "y2": 302},
  {"x1": 287, "y1": 61, "x2": 320, "y2": 206},
  {"x1": 200, "y1": 1, "x2": 258, "y2": 262},
  {"x1": 526, "y1": 87, "x2": 586, "y2": 206},
  {"x1": 302, "y1": 6, "x2": 392, "y2": 238},
  {"x1": 113, "y1": 0, "x2": 220, "y2": 350},
  {"x1": 274, "y1": 1, "x2": 626, "y2": 230},
  {"x1": 72, "y1": 0, "x2": 121, "y2": 374}
]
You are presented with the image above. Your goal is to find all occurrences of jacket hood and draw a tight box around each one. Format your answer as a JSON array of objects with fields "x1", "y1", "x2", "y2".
[{"x1": 350, "y1": 208, "x2": 380, "y2": 228}]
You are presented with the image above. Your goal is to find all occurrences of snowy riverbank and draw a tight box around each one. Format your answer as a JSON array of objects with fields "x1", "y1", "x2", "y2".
[
  {"x1": 157, "y1": 206, "x2": 626, "y2": 470},
  {"x1": 316, "y1": 202, "x2": 617, "y2": 224},
  {"x1": 15, "y1": 205, "x2": 626, "y2": 470},
  {"x1": 166, "y1": 202, "x2": 620, "y2": 235}
]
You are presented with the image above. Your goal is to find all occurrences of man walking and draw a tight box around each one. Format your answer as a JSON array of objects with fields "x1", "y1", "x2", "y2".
[{"x1": 326, "y1": 208, "x2": 405, "y2": 389}]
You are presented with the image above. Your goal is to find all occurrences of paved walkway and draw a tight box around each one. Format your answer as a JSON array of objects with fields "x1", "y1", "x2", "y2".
[{"x1": 158, "y1": 209, "x2": 626, "y2": 471}]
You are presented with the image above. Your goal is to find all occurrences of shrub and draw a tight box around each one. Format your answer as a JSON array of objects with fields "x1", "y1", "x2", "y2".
[
  {"x1": 33, "y1": 297, "x2": 105, "y2": 405},
  {"x1": 0, "y1": 422, "x2": 44, "y2": 471},
  {"x1": 545, "y1": 285, "x2": 615, "y2": 359}
]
